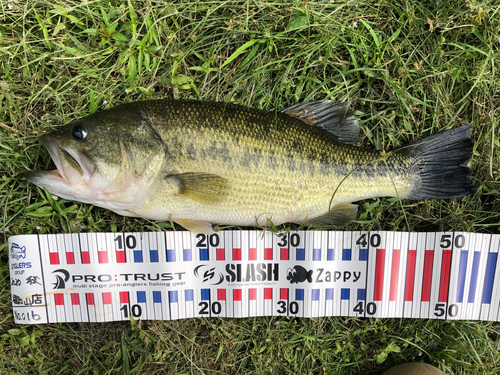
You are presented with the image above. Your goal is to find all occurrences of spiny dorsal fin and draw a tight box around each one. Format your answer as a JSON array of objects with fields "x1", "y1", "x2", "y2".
[
  {"x1": 280, "y1": 100, "x2": 361, "y2": 144},
  {"x1": 164, "y1": 172, "x2": 230, "y2": 204}
]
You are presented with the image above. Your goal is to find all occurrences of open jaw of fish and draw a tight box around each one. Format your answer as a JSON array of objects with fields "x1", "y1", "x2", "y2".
[{"x1": 26, "y1": 134, "x2": 144, "y2": 211}]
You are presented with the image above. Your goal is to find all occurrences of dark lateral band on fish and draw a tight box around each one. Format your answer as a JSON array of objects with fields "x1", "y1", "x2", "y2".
[{"x1": 26, "y1": 99, "x2": 477, "y2": 233}]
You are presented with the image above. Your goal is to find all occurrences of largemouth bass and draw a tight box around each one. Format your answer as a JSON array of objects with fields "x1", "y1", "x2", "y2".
[{"x1": 27, "y1": 99, "x2": 476, "y2": 233}]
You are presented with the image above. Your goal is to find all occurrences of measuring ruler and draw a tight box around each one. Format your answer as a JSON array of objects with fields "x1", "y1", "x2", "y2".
[{"x1": 8, "y1": 231, "x2": 500, "y2": 324}]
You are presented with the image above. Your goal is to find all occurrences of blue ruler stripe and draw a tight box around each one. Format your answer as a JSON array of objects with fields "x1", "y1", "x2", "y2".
[
  {"x1": 296, "y1": 248, "x2": 305, "y2": 261},
  {"x1": 169, "y1": 291, "x2": 178, "y2": 303},
  {"x1": 134, "y1": 250, "x2": 143, "y2": 263},
  {"x1": 482, "y1": 252, "x2": 498, "y2": 304},
  {"x1": 166, "y1": 249, "x2": 176, "y2": 262},
  {"x1": 359, "y1": 248, "x2": 368, "y2": 261},
  {"x1": 296, "y1": 289, "x2": 304, "y2": 301},
  {"x1": 457, "y1": 250, "x2": 468, "y2": 303},
  {"x1": 201, "y1": 289, "x2": 210, "y2": 300},
  {"x1": 342, "y1": 249, "x2": 351, "y2": 261},
  {"x1": 467, "y1": 251, "x2": 481, "y2": 303},
  {"x1": 326, "y1": 288, "x2": 333, "y2": 300},
  {"x1": 137, "y1": 291, "x2": 146, "y2": 303},
  {"x1": 312, "y1": 289, "x2": 319, "y2": 301},
  {"x1": 327, "y1": 249, "x2": 334, "y2": 261},
  {"x1": 357, "y1": 289, "x2": 366, "y2": 301},
  {"x1": 341, "y1": 288, "x2": 350, "y2": 300},
  {"x1": 183, "y1": 249, "x2": 192, "y2": 261},
  {"x1": 200, "y1": 248, "x2": 209, "y2": 261},
  {"x1": 313, "y1": 249, "x2": 321, "y2": 261},
  {"x1": 153, "y1": 291, "x2": 162, "y2": 303}
]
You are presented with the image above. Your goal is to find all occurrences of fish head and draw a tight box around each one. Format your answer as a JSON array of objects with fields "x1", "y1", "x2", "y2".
[{"x1": 27, "y1": 108, "x2": 166, "y2": 211}]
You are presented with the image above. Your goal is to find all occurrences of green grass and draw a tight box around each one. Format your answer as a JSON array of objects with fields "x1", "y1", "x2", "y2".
[{"x1": 1, "y1": 0, "x2": 499, "y2": 374}]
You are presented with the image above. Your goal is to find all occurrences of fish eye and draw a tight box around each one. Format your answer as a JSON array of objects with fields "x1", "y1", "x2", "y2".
[{"x1": 71, "y1": 125, "x2": 88, "y2": 141}]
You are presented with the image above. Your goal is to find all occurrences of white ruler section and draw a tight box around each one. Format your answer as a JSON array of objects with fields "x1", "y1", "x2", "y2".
[{"x1": 8, "y1": 231, "x2": 500, "y2": 324}]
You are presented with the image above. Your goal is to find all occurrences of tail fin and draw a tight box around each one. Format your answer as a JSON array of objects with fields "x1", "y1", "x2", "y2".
[{"x1": 400, "y1": 125, "x2": 477, "y2": 199}]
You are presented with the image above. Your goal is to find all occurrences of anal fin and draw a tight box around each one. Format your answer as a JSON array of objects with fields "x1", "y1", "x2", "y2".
[{"x1": 306, "y1": 203, "x2": 358, "y2": 228}]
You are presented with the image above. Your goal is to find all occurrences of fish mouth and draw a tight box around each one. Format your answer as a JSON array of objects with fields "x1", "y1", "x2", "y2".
[
  {"x1": 26, "y1": 134, "x2": 94, "y2": 187},
  {"x1": 26, "y1": 134, "x2": 135, "y2": 210}
]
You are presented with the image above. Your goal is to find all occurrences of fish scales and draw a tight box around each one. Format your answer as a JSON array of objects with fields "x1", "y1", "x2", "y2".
[
  {"x1": 26, "y1": 99, "x2": 476, "y2": 233},
  {"x1": 124, "y1": 100, "x2": 412, "y2": 225}
]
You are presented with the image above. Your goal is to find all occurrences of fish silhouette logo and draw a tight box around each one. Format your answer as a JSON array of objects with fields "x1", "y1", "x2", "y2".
[
  {"x1": 286, "y1": 266, "x2": 313, "y2": 284},
  {"x1": 52, "y1": 269, "x2": 70, "y2": 289},
  {"x1": 193, "y1": 265, "x2": 224, "y2": 285},
  {"x1": 10, "y1": 243, "x2": 26, "y2": 260}
]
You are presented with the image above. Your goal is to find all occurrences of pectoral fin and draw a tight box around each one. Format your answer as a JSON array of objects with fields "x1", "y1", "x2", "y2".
[
  {"x1": 164, "y1": 172, "x2": 229, "y2": 204},
  {"x1": 175, "y1": 218, "x2": 214, "y2": 234},
  {"x1": 306, "y1": 203, "x2": 358, "y2": 228}
]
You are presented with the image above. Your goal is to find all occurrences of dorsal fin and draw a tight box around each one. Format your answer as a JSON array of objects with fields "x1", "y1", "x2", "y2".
[{"x1": 279, "y1": 100, "x2": 361, "y2": 144}]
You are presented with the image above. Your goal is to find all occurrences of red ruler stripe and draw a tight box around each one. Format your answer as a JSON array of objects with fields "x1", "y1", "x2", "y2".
[
  {"x1": 98, "y1": 251, "x2": 108, "y2": 264},
  {"x1": 264, "y1": 248, "x2": 273, "y2": 260},
  {"x1": 280, "y1": 248, "x2": 289, "y2": 261},
  {"x1": 280, "y1": 288, "x2": 288, "y2": 300},
  {"x1": 439, "y1": 250, "x2": 452, "y2": 303},
  {"x1": 81, "y1": 251, "x2": 90, "y2": 264},
  {"x1": 55, "y1": 293, "x2": 64, "y2": 306},
  {"x1": 264, "y1": 288, "x2": 272, "y2": 300},
  {"x1": 233, "y1": 289, "x2": 242, "y2": 301},
  {"x1": 249, "y1": 248, "x2": 257, "y2": 261},
  {"x1": 66, "y1": 252, "x2": 75, "y2": 265},
  {"x1": 389, "y1": 249, "x2": 401, "y2": 302},
  {"x1": 71, "y1": 293, "x2": 80, "y2": 305},
  {"x1": 249, "y1": 288, "x2": 257, "y2": 300},
  {"x1": 374, "y1": 249, "x2": 386, "y2": 301},
  {"x1": 119, "y1": 291, "x2": 129, "y2": 304},
  {"x1": 217, "y1": 289, "x2": 226, "y2": 301},
  {"x1": 404, "y1": 250, "x2": 417, "y2": 301},
  {"x1": 49, "y1": 252, "x2": 59, "y2": 265},
  {"x1": 86, "y1": 293, "x2": 94, "y2": 305},
  {"x1": 102, "y1": 292, "x2": 112, "y2": 305},
  {"x1": 216, "y1": 248, "x2": 225, "y2": 261},
  {"x1": 232, "y1": 248, "x2": 241, "y2": 261},
  {"x1": 116, "y1": 251, "x2": 126, "y2": 263},
  {"x1": 421, "y1": 250, "x2": 434, "y2": 302}
]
